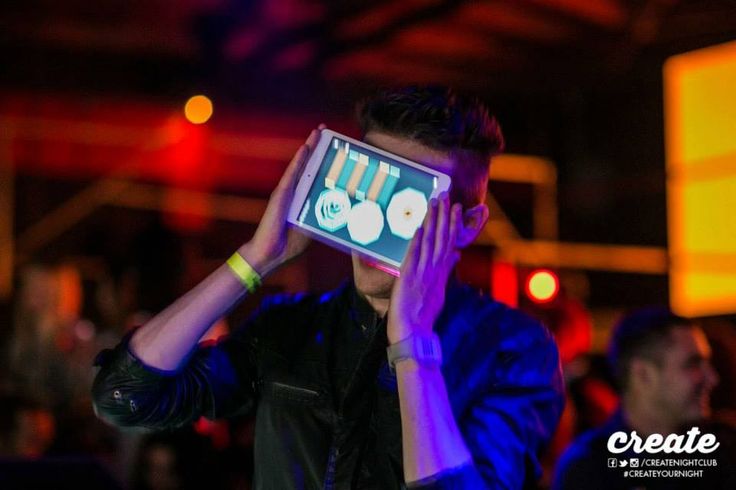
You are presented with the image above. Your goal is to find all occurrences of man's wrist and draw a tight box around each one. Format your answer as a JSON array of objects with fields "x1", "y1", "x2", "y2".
[
  {"x1": 237, "y1": 242, "x2": 276, "y2": 278},
  {"x1": 387, "y1": 318, "x2": 423, "y2": 345},
  {"x1": 393, "y1": 357, "x2": 442, "y2": 374},
  {"x1": 387, "y1": 332, "x2": 442, "y2": 370},
  {"x1": 227, "y1": 252, "x2": 262, "y2": 293}
]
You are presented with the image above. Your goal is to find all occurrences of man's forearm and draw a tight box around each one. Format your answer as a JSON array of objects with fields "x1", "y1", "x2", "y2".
[
  {"x1": 129, "y1": 243, "x2": 269, "y2": 371},
  {"x1": 395, "y1": 358, "x2": 473, "y2": 484}
]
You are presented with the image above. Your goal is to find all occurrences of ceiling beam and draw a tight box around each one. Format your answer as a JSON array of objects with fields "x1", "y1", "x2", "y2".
[
  {"x1": 323, "y1": 0, "x2": 470, "y2": 58},
  {"x1": 520, "y1": 0, "x2": 629, "y2": 29}
]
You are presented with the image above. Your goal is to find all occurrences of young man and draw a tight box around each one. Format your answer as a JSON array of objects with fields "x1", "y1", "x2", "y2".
[
  {"x1": 92, "y1": 86, "x2": 564, "y2": 489},
  {"x1": 553, "y1": 308, "x2": 735, "y2": 490}
]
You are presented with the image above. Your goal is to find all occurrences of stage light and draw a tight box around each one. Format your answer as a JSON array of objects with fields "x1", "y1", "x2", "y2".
[
  {"x1": 491, "y1": 261, "x2": 518, "y2": 307},
  {"x1": 184, "y1": 95, "x2": 213, "y2": 124},
  {"x1": 525, "y1": 269, "x2": 559, "y2": 303},
  {"x1": 665, "y1": 40, "x2": 736, "y2": 316}
]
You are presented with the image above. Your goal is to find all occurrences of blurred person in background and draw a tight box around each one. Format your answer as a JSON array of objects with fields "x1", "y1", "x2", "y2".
[
  {"x1": 0, "y1": 394, "x2": 56, "y2": 459},
  {"x1": 553, "y1": 307, "x2": 736, "y2": 490},
  {"x1": 131, "y1": 429, "x2": 226, "y2": 490},
  {"x1": 702, "y1": 318, "x2": 736, "y2": 416},
  {"x1": 92, "y1": 86, "x2": 565, "y2": 489},
  {"x1": 0, "y1": 394, "x2": 120, "y2": 490},
  {"x1": 529, "y1": 289, "x2": 618, "y2": 486},
  {"x1": 4, "y1": 264, "x2": 125, "y2": 483},
  {"x1": 7, "y1": 263, "x2": 100, "y2": 410},
  {"x1": 0, "y1": 393, "x2": 120, "y2": 489}
]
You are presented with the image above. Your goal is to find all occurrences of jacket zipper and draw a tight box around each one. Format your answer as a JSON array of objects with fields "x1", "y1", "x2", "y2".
[
  {"x1": 270, "y1": 381, "x2": 320, "y2": 397},
  {"x1": 322, "y1": 444, "x2": 338, "y2": 490}
]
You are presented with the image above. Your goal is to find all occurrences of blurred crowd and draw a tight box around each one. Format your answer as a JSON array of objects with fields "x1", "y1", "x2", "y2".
[
  {"x1": 0, "y1": 219, "x2": 257, "y2": 489},
  {"x1": 1, "y1": 220, "x2": 735, "y2": 489}
]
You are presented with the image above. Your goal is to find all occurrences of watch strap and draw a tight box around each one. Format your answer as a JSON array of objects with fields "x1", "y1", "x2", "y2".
[{"x1": 386, "y1": 333, "x2": 442, "y2": 369}]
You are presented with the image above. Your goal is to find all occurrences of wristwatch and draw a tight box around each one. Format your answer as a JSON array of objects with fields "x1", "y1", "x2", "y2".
[{"x1": 386, "y1": 333, "x2": 443, "y2": 369}]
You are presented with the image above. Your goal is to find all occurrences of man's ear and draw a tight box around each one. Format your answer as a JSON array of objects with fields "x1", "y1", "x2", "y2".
[
  {"x1": 456, "y1": 203, "x2": 489, "y2": 249},
  {"x1": 629, "y1": 358, "x2": 659, "y2": 393}
]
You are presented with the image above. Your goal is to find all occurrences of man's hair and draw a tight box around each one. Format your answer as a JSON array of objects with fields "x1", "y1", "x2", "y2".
[
  {"x1": 357, "y1": 86, "x2": 505, "y2": 207},
  {"x1": 607, "y1": 307, "x2": 693, "y2": 392}
]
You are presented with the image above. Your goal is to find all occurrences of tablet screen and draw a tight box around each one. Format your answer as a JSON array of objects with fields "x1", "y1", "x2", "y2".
[{"x1": 294, "y1": 136, "x2": 445, "y2": 268}]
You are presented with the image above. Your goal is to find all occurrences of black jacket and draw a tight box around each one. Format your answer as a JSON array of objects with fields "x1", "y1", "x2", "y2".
[{"x1": 92, "y1": 281, "x2": 564, "y2": 489}]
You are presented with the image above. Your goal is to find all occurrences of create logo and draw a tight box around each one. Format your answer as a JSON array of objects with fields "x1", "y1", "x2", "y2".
[{"x1": 607, "y1": 427, "x2": 719, "y2": 454}]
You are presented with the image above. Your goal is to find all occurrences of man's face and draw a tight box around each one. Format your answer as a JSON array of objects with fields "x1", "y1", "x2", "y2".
[
  {"x1": 649, "y1": 326, "x2": 718, "y2": 426},
  {"x1": 352, "y1": 132, "x2": 458, "y2": 299}
]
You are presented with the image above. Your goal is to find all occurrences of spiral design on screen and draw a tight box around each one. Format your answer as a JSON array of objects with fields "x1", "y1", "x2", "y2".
[{"x1": 315, "y1": 189, "x2": 351, "y2": 231}]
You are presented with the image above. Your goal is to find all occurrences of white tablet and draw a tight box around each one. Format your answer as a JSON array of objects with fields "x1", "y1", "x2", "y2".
[{"x1": 287, "y1": 129, "x2": 451, "y2": 274}]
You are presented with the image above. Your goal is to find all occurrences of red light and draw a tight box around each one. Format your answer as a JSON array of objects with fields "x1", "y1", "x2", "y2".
[
  {"x1": 525, "y1": 269, "x2": 559, "y2": 303},
  {"x1": 491, "y1": 261, "x2": 518, "y2": 307}
]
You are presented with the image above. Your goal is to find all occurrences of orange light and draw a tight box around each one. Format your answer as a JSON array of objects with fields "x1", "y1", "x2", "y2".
[
  {"x1": 184, "y1": 95, "x2": 213, "y2": 124},
  {"x1": 665, "y1": 40, "x2": 736, "y2": 317},
  {"x1": 525, "y1": 269, "x2": 559, "y2": 303}
]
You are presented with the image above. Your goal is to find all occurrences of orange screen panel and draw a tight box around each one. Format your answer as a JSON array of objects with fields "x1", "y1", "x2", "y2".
[{"x1": 664, "y1": 41, "x2": 736, "y2": 317}]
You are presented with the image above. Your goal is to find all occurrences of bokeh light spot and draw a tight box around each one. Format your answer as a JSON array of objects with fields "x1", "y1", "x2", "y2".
[
  {"x1": 184, "y1": 95, "x2": 213, "y2": 124},
  {"x1": 526, "y1": 269, "x2": 559, "y2": 303}
]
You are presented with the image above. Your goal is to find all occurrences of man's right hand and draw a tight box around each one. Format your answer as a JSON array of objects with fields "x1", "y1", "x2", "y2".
[
  {"x1": 239, "y1": 125, "x2": 325, "y2": 277},
  {"x1": 128, "y1": 125, "x2": 325, "y2": 370}
]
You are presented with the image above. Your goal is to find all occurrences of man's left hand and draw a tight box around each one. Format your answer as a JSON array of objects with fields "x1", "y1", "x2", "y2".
[{"x1": 387, "y1": 192, "x2": 462, "y2": 344}]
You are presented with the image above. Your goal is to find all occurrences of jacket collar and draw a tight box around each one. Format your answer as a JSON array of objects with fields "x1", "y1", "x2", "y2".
[
  {"x1": 348, "y1": 281, "x2": 385, "y2": 338},
  {"x1": 347, "y1": 272, "x2": 468, "y2": 337}
]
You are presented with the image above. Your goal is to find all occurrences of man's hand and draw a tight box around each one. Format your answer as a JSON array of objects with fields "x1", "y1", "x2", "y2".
[
  {"x1": 389, "y1": 192, "x2": 474, "y2": 482},
  {"x1": 387, "y1": 192, "x2": 462, "y2": 344},
  {"x1": 239, "y1": 125, "x2": 324, "y2": 277}
]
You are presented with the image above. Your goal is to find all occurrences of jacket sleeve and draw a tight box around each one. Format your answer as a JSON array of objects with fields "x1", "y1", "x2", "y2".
[
  {"x1": 551, "y1": 436, "x2": 598, "y2": 490},
  {"x1": 414, "y1": 312, "x2": 566, "y2": 490},
  {"x1": 91, "y1": 319, "x2": 261, "y2": 431}
]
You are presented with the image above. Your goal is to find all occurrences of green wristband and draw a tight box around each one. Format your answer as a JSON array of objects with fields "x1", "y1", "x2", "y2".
[{"x1": 227, "y1": 252, "x2": 262, "y2": 293}]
